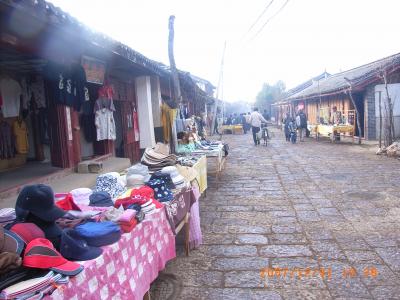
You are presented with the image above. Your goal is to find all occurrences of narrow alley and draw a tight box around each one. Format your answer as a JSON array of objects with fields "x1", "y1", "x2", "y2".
[{"x1": 159, "y1": 128, "x2": 400, "y2": 300}]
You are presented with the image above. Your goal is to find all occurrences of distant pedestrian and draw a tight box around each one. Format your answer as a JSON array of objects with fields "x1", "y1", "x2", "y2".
[
  {"x1": 296, "y1": 109, "x2": 307, "y2": 142},
  {"x1": 288, "y1": 117, "x2": 297, "y2": 144},
  {"x1": 262, "y1": 109, "x2": 269, "y2": 121},
  {"x1": 283, "y1": 113, "x2": 291, "y2": 142},
  {"x1": 241, "y1": 113, "x2": 248, "y2": 134},
  {"x1": 249, "y1": 107, "x2": 267, "y2": 145}
]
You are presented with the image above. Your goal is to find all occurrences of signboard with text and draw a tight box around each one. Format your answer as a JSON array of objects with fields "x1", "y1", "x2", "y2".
[{"x1": 81, "y1": 55, "x2": 106, "y2": 85}]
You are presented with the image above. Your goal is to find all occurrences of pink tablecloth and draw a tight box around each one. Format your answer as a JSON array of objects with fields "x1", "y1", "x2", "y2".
[{"x1": 47, "y1": 207, "x2": 176, "y2": 300}]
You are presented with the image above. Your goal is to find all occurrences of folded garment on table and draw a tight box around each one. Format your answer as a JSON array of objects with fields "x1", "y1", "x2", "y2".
[
  {"x1": 0, "y1": 271, "x2": 64, "y2": 300},
  {"x1": 104, "y1": 206, "x2": 125, "y2": 222},
  {"x1": 117, "y1": 209, "x2": 137, "y2": 233}
]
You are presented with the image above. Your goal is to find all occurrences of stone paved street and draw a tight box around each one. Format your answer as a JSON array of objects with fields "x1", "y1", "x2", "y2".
[{"x1": 159, "y1": 127, "x2": 400, "y2": 300}]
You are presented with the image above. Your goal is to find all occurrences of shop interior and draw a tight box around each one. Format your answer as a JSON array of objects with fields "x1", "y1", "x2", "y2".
[{"x1": 0, "y1": 47, "x2": 61, "y2": 193}]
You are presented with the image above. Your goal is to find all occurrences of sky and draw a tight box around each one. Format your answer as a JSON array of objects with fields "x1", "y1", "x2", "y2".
[{"x1": 49, "y1": 0, "x2": 400, "y2": 102}]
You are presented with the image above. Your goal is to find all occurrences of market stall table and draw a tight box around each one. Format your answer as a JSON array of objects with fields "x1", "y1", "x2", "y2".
[
  {"x1": 221, "y1": 125, "x2": 243, "y2": 134},
  {"x1": 316, "y1": 124, "x2": 355, "y2": 143},
  {"x1": 46, "y1": 208, "x2": 175, "y2": 300}
]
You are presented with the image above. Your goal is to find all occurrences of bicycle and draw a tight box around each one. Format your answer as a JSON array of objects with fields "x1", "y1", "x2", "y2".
[{"x1": 261, "y1": 123, "x2": 269, "y2": 146}]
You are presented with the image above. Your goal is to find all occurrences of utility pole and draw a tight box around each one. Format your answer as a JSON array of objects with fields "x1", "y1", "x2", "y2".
[
  {"x1": 211, "y1": 41, "x2": 226, "y2": 136},
  {"x1": 168, "y1": 15, "x2": 181, "y2": 108},
  {"x1": 168, "y1": 15, "x2": 180, "y2": 152}
]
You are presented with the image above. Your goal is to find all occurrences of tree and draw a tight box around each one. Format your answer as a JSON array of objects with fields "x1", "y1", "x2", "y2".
[{"x1": 255, "y1": 80, "x2": 286, "y2": 118}]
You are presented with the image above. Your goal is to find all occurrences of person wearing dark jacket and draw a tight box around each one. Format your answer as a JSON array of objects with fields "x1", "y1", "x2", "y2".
[{"x1": 283, "y1": 113, "x2": 291, "y2": 142}]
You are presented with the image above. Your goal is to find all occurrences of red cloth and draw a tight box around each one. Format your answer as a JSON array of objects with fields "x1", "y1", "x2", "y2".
[
  {"x1": 114, "y1": 187, "x2": 156, "y2": 209},
  {"x1": 98, "y1": 85, "x2": 114, "y2": 100},
  {"x1": 119, "y1": 218, "x2": 137, "y2": 233},
  {"x1": 132, "y1": 186, "x2": 154, "y2": 199},
  {"x1": 55, "y1": 193, "x2": 81, "y2": 211}
]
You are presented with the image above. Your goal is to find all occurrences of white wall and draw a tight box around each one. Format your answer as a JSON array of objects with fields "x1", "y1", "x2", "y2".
[
  {"x1": 135, "y1": 76, "x2": 156, "y2": 148},
  {"x1": 375, "y1": 84, "x2": 400, "y2": 138}
]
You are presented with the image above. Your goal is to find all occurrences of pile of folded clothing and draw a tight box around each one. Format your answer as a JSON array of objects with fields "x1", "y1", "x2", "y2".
[
  {"x1": 176, "y1": 156, "x2": 201, "y2": 167},
  {"x1": 117, "y1": 209, "x2": 137, "y2": 233},
  {"x1": 141, "y1": 144, "x2": 177, "y2": 172}
]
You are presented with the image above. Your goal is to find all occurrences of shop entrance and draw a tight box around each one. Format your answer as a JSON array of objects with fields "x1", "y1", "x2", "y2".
[{"x1": 0, "y1": 48, "x2": 61, "y2": 192}]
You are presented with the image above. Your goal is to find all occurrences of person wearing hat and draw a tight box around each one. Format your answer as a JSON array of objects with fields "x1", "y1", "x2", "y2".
[{"x1": 15, "y1": 184, "x2": 66, "y2": 249}]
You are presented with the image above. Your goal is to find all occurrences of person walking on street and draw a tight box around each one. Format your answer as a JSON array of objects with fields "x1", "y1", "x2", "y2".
[
  {"x1": 241, "y1": 113, "x2": 248, "y2": 134},
  {"x1": 283, "y1": 113, "x2": 291, "y2": 142},
  {"x1": 296, "y1": 109, "x2": 307, "y2": 142},
  {"x1": 249, "y1": 107, "x2": 267, "y2": 145}
]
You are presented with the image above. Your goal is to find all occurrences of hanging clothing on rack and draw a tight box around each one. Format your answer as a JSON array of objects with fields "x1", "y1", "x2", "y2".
[
  {"x1": 12, "y1": 119, "x2": 28, "y2": 154},
  {"x1": 95, "y1": 108, "x2": 116, "y2": 141},
  {"x1": 0, "y1": 77, "x2": 22, "y2": 118},
  {"x1": 133, "y1": 108, "x2": 139, "y2": 142},
  {"x1": 0, "y1": 121, "x2": 15, "y2": 159}
]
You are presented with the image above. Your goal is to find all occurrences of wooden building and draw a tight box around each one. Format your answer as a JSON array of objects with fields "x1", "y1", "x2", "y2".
[{"x1": 276, "y1": 53, "x2": 400, "y2": 140}]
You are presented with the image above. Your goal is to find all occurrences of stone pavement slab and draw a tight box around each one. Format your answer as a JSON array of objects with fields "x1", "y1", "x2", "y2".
[{"x1": 152, "y1": 127, "x2": 400, "y2": 299}]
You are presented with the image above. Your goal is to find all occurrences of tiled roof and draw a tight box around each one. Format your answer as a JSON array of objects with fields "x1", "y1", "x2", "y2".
[
  {"x1": 0, "y1": 0, "x2": 168, "y2": 76},
  {"x1": 288, "y1": 52, "x2": 400, "y2": 100}
]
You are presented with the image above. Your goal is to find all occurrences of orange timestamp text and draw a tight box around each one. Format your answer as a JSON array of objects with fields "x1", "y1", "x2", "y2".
[{"x1": 260, "y1": 266, "x2": 378, "y2": 280}]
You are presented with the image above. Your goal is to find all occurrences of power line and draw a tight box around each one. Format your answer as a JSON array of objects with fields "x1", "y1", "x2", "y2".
[
  {"x1": 243, "y1": 0, "x2": 275, "y2": 39},
  {"x1": 251, "y1": 0, "x2": 290, "y2": 40}
]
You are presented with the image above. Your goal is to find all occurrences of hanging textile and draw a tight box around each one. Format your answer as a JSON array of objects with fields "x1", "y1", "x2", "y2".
[
  {"x1": 0, "y1": 77, "x2": 22, "y2": 118},
  {"x1": 0, "y1": 121, "x2": 15, "y2": 159},
  {"x1": 161, "y1": 102, "x2": 172, "y2": 143},
  {"x1": 12, "y1": 120, "x2": 28, "y2": 154},
  {"x1": 95, "y1": 108, "x2": 116, "y2": 141},
  {"x1": 133, "y1": 109, "x2": 139, "y2": 142}
]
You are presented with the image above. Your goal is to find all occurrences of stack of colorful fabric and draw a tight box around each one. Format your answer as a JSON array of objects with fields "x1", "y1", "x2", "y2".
[{"x1": 117, "y1": 209, "x2": 137, "y2": 233}]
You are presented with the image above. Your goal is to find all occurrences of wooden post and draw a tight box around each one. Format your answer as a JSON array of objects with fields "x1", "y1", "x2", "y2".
[
  {"x1": 344, "y1": 78, "x2": 362, "y2": 144},
  {"x1": 168, "y1": 15, "x2": 181, "y2": 153},
  {"x1": 377, "y1": 91, "x2": 382, "y2": 149},
  {"x1": 168, "y1": 15, "x2": 181, "y2": 108},
  {"x1": 382, "y1": 72, "x2": 395, "y2": 144}
]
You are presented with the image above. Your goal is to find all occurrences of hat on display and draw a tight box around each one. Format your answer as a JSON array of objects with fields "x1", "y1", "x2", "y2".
[
  {"x1": 60, "y1": 229, "x2": 103, "y2": 261},
  {"x1": 150, "y1": 171, "x2": 175, "y2": 189},
  {"x1": 23, "y1": 238, "x2": 83, "y2": 276},
  {"x1": 75, "y1": 221, "x2": 121, "y2": 247},
  {"x1": 161, "y1": 166, "x2": 186, "y2": 189},
  {"x1": 0, "y1": 227, "x2": 24, "y2": 255},
  {"x1": 126, "y1": 164, "x2": 151, "y2": 182},
  {"x1": 9, "y1": 223, "x2": 45, "y2": 245},
  {"x1": 89, "y1": 191, "x2": 114, "y2": 207},
  {"x1": 141, "y1": 147, "x2": 177, "y2": 172},
  {"x1": 94, "y1": 174, "x2": 126, "y2": 199},
  {"x1": 0, "y1": 208, "x2": 16, "y2": 224},
  {"x1": 70, "y1": 188, "x2": 93, "y2": 206},
  {"x1": 15, "y1": 184, "x2": 66, "y2": 222},
  {"x1": 23, "y1": 214, "x2": 62, "y2": 241},
  {"x1": 145, "y1": 179, "x2": 174, "y2": 202},
  {"x1": 126, "y1": 174, "x2": 145, "y2": 189}
]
